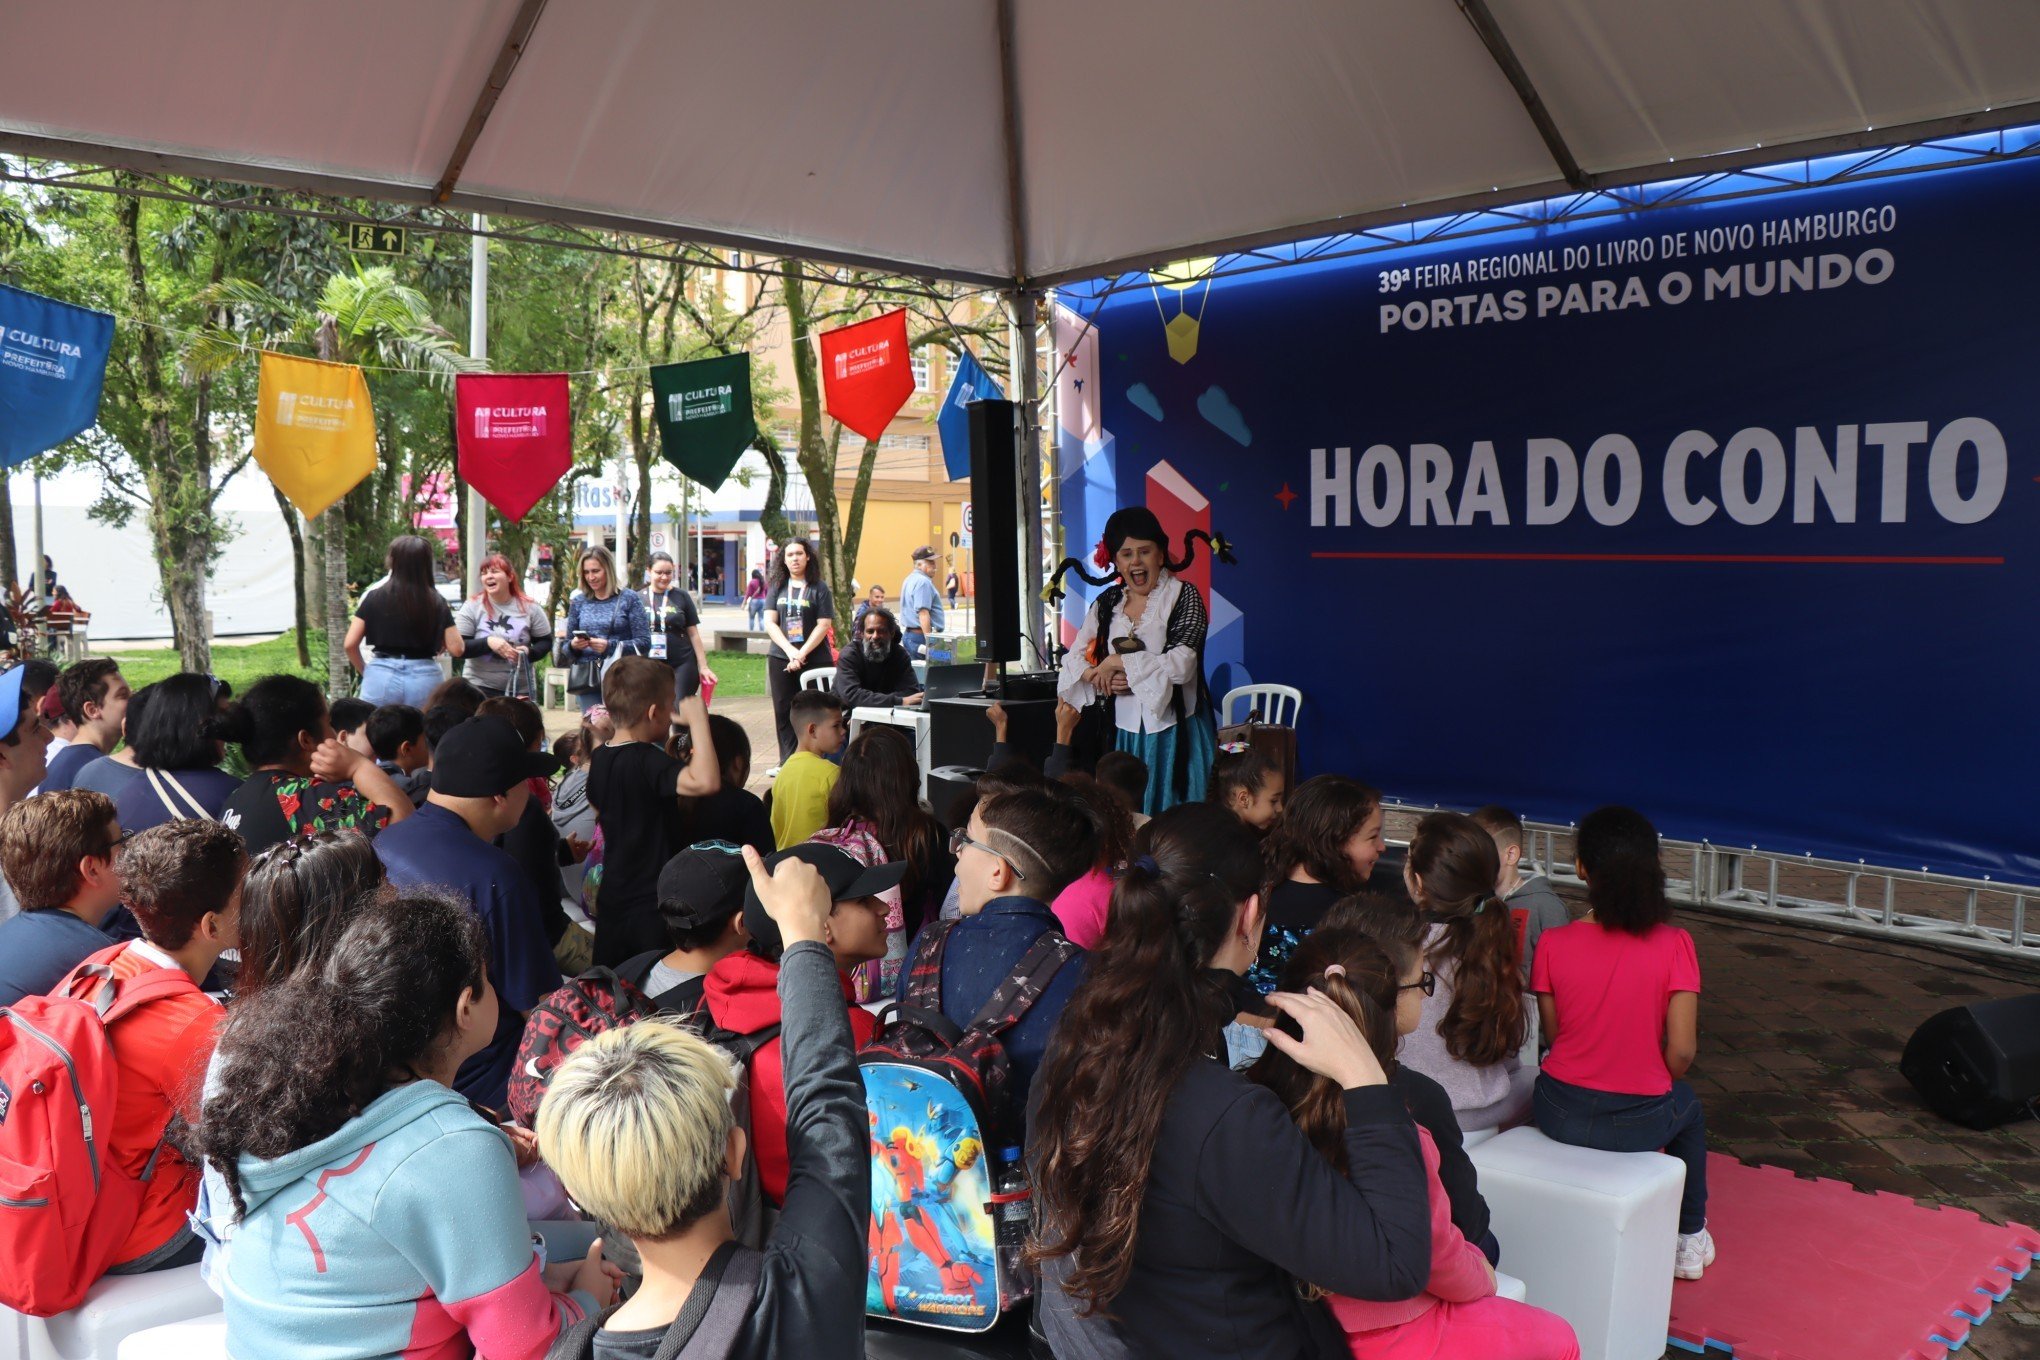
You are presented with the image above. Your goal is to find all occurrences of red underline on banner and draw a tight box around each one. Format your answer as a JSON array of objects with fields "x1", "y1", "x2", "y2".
[{"x1": 1308, "y1": 551, "x2": 2005, "y2": 565}]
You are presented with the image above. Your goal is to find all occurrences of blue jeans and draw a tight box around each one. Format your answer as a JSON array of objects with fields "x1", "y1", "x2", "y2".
[
  {"x1": 903, "y1": 627, "x2": 927, "y2": 661},
  {"x1": 361, "y1": 656, "x2": 443, "y2": 708},
  {"x1": 747, "y1": 600, "x2": 765, "y2": 629},
  {"x1": 1534, "y1": 1072, "x2": 1709, "y2": 1234}
]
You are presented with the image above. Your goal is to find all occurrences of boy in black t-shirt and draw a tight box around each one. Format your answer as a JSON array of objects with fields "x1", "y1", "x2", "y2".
[{"x1": 585, "y1": 657, "x2": 719, "y2": 967}]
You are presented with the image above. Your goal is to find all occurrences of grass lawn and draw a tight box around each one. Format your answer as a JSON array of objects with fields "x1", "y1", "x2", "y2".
[{"x1": 103, "y1": 630, "x2": 772, "y2": 699}]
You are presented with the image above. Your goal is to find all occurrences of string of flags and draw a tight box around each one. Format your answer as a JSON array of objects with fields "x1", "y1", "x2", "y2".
[{"x1": 0, "y1": 286, "x2": 994, "y2": 524}]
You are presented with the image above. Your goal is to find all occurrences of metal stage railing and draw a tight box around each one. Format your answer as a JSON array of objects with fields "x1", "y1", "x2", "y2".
[{"x1": 1380, "y1": 802, "x2": 2038, "y2": 963}]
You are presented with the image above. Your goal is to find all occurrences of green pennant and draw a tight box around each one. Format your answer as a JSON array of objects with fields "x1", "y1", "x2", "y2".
[{"x1": 649, "y1": 353, "x2": 758, "y2": 491}]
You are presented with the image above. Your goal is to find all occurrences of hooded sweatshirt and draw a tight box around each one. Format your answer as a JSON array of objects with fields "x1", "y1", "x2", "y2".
[
  {"x1": 703, "y1": 948, "x2": 875, "y2": 1205},
  {"x1": 220, "y1": 1079, "x2": 593, "y2": 1360}
]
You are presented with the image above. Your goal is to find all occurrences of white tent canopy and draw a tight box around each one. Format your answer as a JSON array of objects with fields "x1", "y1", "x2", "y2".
[{"x1": 5, "y1": 0, "x2": 2039, "y2": 289}]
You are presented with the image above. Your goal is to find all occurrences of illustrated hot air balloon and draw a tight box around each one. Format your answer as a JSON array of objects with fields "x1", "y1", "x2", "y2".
[{"x1": 1148, "y1": 257, "x2": 1216, "y2": 364}]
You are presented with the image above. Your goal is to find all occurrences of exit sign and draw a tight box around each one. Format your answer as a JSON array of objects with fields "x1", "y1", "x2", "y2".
[{"x1": 346, "y1": 223, "x2": 408, "y2": 255}]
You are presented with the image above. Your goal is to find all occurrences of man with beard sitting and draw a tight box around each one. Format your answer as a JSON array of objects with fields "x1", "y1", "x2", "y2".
[{"x1": 833, "y1": 606, "x2": 924, "y2": 712}]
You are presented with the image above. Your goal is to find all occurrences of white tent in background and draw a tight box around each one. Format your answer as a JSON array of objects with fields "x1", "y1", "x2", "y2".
[
  {"x1": 2, "y1": 0, "x2": 2038, "y2": 288},
  {"x1": 16, "y1": 463, "x2": 296, "y2": 643}
]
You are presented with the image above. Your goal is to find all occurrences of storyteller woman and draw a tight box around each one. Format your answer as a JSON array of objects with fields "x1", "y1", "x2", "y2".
[{"x1": 1055, "y1": 506, "x2": 1225, "y2": 814}]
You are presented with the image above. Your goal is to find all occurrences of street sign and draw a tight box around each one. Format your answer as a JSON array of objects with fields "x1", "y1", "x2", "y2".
[
  {"x1": 958, "y1": 500, "x2": 973, "y2": 549},
  {"x1": 346, "y1": 223, "x2": 408, "y2": 255}
]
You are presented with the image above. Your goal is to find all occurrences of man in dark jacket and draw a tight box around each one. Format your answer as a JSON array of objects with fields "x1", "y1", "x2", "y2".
[
  {"x1": 537, "y1": 846, "x2": 872, "y2": 1360},
  {"x1": 834, "y1": 606, "x2": 923, "y2": 712}
]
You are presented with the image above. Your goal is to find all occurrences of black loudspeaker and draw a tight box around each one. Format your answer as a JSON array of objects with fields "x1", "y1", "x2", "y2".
[
  {"x1": 926, "y1": 766, "x2": 982, "y2": 832},
  {"x1": 1900, "y1": 994, "x2": 2040, "y2": 1129},
  {"x1": 927, "y1": 694, "x2": 1057, "y2": 772},
  {"x1": 968, "y1": 399, "x2": 1021, "y2": 662}
]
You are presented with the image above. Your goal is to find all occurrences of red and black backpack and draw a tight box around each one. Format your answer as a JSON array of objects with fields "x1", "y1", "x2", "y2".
[{"x1": 508, "y1": 966, "x2": 664, "y2": 1127}]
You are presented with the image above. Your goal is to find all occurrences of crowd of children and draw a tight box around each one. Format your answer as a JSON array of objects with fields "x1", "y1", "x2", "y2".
[{"x1": 0, "y1": 646, "x2": 1714, "y2": 1360}]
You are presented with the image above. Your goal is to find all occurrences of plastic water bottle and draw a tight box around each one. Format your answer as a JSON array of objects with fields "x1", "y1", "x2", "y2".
[{"x1": 991, "y1": 1146, "x2": 1031, "y2": 1299}]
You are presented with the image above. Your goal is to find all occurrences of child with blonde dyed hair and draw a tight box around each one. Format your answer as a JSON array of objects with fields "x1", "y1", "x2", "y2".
[{"x1": 537, "y1": 846, "x2": 870, "y2": 1360}]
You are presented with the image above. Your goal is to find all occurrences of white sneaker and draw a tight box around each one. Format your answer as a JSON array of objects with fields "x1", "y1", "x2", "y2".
[{"x1": 1674, "y1": 1226, "x2": 1716, "y2": 1280}]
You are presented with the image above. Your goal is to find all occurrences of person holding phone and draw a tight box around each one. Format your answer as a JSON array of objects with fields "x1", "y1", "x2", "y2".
[
  {"x1": 561, "y1": 545, "x2": 649, "y2": 714},
  {"x1": 1055, "y1": 506, "x2": 1222, "y2": 815}
]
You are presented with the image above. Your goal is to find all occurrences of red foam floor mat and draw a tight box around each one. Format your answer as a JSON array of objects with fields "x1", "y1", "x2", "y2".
[{"x1": 1667, "y1": 1154, "x2": 2039, "y2": 1360}]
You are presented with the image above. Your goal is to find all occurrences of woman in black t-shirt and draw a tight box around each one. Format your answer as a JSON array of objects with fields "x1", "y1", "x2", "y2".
[
  {"x1": 345, "y1": 536, "x2": 462, "y2": 708},
  {"x1": 762, "y1": 537, "x2": 834, "y2": 763},
  {"x1": 641, "y1": 551, "x2": 718, "y2": 708}
]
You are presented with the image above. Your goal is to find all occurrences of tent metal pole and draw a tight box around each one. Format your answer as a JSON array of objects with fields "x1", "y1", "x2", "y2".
[
  {"x1": 995, "y1": 0, "x2": 1029, "y2": 286},
  {"x1": 30, "y1": 473, "x2": 43, "y2": 612},
  {"x1": 1010, "y1": 290, "x2": 1044, "y2": 667},
  {"x1": 466, "y1": 214, "x2": 489, "y2": 593},
  {"x1": 1453, "y1": 0, "x2": 1589, "y2": 190},
  {"x1": 434, "y1": 0, "x2": 552, "y2": 202}
]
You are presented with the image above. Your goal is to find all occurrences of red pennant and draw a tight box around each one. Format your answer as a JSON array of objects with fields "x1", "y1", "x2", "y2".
[
  {"x1": 456, "y1": 373, "x2": 572, "y2": 522},
  {"x1": 819, "y1": 310, "x2": 913, "y2": 441}
]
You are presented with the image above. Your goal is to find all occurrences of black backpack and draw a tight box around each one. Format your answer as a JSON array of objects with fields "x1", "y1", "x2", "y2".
[{"x1": 547, "y1": 1240, "x2": 760, "y2": 1360}]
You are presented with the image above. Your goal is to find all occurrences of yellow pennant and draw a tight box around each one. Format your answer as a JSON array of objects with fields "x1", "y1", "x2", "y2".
[{"x1": 253, "y1": 351, "x2": 376, "y2": 519}]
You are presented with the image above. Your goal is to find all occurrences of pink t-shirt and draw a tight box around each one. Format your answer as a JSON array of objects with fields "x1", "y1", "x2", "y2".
[
  {"x1": 1051, "y1": 867, "x2": 1113, "y2": 949},
  {"x1": 1531, "y1": 921, "x2": 1700, "y2": 1097}
]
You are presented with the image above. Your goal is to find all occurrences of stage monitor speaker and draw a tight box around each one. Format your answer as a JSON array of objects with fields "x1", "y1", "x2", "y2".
[
  {"x1": 968, "y1": 398, "x2": 1021, "y2": 662},
  {"x1": 1900, "y1": 994, "x2": 2040, "y2": 1129}
]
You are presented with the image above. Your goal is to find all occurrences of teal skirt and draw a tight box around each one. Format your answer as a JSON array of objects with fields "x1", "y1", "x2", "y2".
[{"x1": 1116, "y1": 710, "x2": 1217, "y2": 816}]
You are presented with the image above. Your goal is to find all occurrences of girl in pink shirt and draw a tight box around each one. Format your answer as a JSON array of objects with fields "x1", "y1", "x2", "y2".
[
  {"x1": 1530, "y1": 805, "x2": 1712, "y2": 1280},
  {"x1": 1049, "y1": 773, "x2": 1134, "y2": 948},
  {"x1": 1256, "y1": 928, "x2": 1580, "y2": 1360}
]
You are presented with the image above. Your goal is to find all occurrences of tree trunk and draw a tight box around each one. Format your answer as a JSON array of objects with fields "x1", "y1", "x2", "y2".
[
  {"x1": 780, "y1": 263, "x2": 845, "y2": 598},
  {"x1": 316, "y1": 316, "x2": 351, "y2": 697},
  {"x1": 114, "y1": 180, "x2": 213, "y2": 673},
  {"x1": 305, "y1": 509, "x2": 325, "y2": 615},
  {"x1": 273, "y1": 481, "x2": 311, "y2": 667}
]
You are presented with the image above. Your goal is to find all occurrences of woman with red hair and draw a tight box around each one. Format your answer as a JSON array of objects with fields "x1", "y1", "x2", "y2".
[{"x1": 455, "y1": 554, "x2": 551, "y2": 699}]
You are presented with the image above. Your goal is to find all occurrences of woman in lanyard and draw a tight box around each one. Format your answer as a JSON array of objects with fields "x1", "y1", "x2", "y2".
[
  {"x1": 641, "y1": 551, "x2": 719, "y2": 709},
  {"x1": 762, "y1": 537, "x2": 834, "y2": 763}
]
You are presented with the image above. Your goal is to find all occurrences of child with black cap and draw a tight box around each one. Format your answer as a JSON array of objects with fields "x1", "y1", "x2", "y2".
[
  {"x1": 374, "y1": 715, "x2": 565, "y2": 1110},
  {"x1": 703, "y1": 843, "x2": 903, "y2": 1206},
  {"x1": 615, "y1": 842, "x2": 754, "y2": 1012}
]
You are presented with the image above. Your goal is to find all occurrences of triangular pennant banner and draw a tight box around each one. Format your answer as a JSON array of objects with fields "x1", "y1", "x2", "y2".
[
  {"x1": 253, "y1": 351, "x2": 376, "y2": 519},
  {"x1": 457, "y1": 371, "x2": 572, "y2": 521},
  {"x1": 650, "y1": 353, "x2": 757, "y2": 491},
  {"x1": 936, "y1": 349, "x2": 1004, "y2": 481},
  {"x1": 0, "y1": 283, "x2": 115, "y2": 469},
  {"x1": 819, "y1": 309, "x2": 913, "y2": 442}
]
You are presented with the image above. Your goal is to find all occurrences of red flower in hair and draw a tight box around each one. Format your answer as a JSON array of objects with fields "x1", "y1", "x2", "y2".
[{"x1": 1092, "y1": 536, "x2": 1112, "y2": 569}]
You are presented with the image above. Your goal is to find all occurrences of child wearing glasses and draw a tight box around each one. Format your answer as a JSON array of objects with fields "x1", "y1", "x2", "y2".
[
  {"x1": 1531, "y1": 806, "x2": 1712, "y2": 1281},
  {"x1": 1396, "y1": 811, "x2": 1535, "y2": 1132},
  {"x1": 902, "y1": 782, "x2": 1100, "y2": 1112}
]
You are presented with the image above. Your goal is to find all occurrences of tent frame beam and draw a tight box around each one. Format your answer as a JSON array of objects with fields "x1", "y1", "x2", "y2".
[
  {"x1": 1031, "y1": 96, "x2": 2040, "y2": 288},
  {"x1": 1453, "y1": 0, "x2": 1589, "y2": 190},
  {"x1": 433, "y1": 0, "x2": 553, "y2": 203},
  {"x1": 8, "y1": 97, "x2": 2040, "y2": 293},
  {"x1": 995, "y1": 0, "x2": 1030, "y2": 286}
]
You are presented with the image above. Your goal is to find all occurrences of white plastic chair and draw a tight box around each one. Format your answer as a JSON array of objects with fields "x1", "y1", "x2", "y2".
[
  {"x1": 4, "y1": 1265, "x2": 220, "y2": 1360},
  {"x1": 1220, "y1": 683, "x2": 1302, "y2": 728},
  {"x1": 799, "y1": 667, "x2": 837, "y2": 693}
]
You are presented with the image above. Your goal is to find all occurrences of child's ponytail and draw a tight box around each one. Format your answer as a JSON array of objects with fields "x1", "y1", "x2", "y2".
[{"x1": 1410, "y1": 811, "x2": 1526, "y2": 1067}]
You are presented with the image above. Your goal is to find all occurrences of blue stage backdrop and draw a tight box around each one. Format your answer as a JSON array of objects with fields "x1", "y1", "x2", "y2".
[{"x1": 1056, "y1": 152, "x2": 2040, "y2": 883}]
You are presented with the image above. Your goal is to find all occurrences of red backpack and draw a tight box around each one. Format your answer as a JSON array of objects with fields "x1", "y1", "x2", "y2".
[
  {"x1": 508, "y1": 967, "x2": 664, "y2": 1127},
  {"x1": 0, "y1": 945, "x2": 194, "y2": 1316}
]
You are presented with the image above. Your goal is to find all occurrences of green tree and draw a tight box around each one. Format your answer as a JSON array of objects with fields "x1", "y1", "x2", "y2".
[{"x1": 191, "y1": 265, "x2": 481, "y2": 693}]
